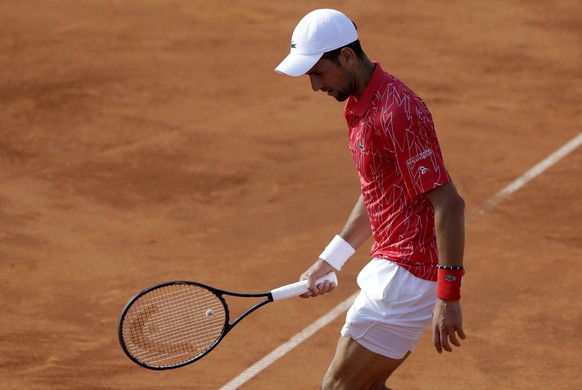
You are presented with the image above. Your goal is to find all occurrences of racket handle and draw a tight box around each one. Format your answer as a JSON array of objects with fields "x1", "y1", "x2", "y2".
[{"x1": 270, "y1": 272, "x2": 338, "y2": 301}]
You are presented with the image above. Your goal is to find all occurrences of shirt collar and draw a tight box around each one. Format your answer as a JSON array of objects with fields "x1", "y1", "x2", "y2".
[{"x1": 344, "y1": 61, "x2": 384, "y2": 118}]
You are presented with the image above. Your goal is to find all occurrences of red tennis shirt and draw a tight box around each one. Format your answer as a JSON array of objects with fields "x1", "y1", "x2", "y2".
[{"x1": 344, "y1": 63, "x2": 451, "y2": 281}]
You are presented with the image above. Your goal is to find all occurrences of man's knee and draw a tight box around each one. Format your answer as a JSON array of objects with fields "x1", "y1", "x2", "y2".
[
  {"x1": 321, "y1": 336, "x2": 406, "y2": 389},
  {"x1": 321, "y1": 368, "x2": 387, "y2": 390},
  {"x1": 321, "y1": 375, "x2": 390, "y2": 390},
  {"x1": 320, "y1": 371, "x2": 339, "y2": 390}
]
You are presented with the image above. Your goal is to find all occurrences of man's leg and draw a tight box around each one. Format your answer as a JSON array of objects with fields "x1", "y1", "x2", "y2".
[{"x1": 321, "y1": 336, "x2": 411, "y2": 390}]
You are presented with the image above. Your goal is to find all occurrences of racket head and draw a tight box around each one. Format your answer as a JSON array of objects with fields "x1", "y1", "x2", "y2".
[{"x1": 118, "y1": 281, "x2": 229, "y2": 370}]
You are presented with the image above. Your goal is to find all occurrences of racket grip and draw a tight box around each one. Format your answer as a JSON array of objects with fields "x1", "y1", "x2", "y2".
[{"x1": 270, "y1": 272, "x2": 338, "y2": 301}]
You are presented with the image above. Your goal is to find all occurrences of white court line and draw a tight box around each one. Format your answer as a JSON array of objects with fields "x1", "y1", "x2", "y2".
[
  {"x1": 219, "y1": 295, "x2": 357, "y2": 390},
  {"x1": 470, "y1": 132, "x2": 582, "y2": 220},
  {"x1": 219, "y1": 132, "x2": 582, "y2": 390}
]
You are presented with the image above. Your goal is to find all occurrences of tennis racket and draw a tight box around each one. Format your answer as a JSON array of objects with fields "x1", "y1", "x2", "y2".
[{"x1": 118, "y1": 272, "x2": 338, "y2": 370}]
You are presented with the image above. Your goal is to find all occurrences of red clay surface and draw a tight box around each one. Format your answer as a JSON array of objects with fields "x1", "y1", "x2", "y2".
[{"x1": 1, "y1": 1, "x2": 581, "y2": 389}]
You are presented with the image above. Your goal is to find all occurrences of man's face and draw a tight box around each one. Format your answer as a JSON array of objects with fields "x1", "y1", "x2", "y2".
[{"x1": 306, "y1": 57, "x2": 354, "y2": 102}]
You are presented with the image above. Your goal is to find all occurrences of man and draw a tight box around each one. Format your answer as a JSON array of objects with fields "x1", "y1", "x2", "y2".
[{"x1": 275, "y1": 9, "x2": 466, "y2": 390}]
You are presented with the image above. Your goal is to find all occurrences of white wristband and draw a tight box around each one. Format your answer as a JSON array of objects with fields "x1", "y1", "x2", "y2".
[{"x1": 319, "y1": 235, "x2": 355, "y2": 271}]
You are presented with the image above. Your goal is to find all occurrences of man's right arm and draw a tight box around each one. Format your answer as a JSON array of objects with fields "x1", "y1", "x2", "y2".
[
  {"x1": 338, "y1": 194, "x2": 373, "y2": 250},
  {"x1": 301, "y1": 194, "x2": 372, "y2": 297}
]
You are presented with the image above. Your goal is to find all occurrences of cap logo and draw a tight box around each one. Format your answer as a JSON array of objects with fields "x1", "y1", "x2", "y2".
[{"x1": 290, "y1": 41, "x2": 297, "y2": 49}]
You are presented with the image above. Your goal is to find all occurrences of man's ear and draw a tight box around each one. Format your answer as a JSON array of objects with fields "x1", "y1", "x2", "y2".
[{"x1": 339, "y1": 47, "x2": 356, "y2": 66}]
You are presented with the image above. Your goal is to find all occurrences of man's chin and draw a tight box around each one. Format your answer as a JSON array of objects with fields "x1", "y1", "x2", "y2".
[
  {"x1": 328, "y1": 92, "x2": 348, "y2": 102},
  {"x1": 325, "y1": 90, "x2": 349, "y2": 102}
]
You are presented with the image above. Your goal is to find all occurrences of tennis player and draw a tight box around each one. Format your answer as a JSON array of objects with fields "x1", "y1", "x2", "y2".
[{"x1": 275, "y1": 9, "x2": 466, "y2": 389}]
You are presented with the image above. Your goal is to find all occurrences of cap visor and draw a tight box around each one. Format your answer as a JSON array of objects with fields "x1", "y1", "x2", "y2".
[{"x1": 275, "y1": 52, "x2": 322, "y2": 77}]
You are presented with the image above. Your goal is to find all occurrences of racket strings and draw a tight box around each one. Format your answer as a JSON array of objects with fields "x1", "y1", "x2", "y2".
[{"x1": 121, "y1": 284, "x2": 226, "y2": 368}]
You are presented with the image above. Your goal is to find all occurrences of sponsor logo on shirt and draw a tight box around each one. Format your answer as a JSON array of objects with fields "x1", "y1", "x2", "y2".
[
  {"x1": 358, "y1": 141, "x2": 365, "y2": 151},
  {"x1": 406, "y1": 149, "x2": 433, "y2": 167}
]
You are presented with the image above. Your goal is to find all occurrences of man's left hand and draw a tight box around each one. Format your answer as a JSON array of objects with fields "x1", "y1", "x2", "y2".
[{"x1": 432, "y1": 298, "x2": 465, "y2": 353}]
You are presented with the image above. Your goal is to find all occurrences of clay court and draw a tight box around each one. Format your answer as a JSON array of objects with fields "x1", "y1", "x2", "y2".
[{"x1": 1, "y1": 1, "x2": 581, "y2": 389}]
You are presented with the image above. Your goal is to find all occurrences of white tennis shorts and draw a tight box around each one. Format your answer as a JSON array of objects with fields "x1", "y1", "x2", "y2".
[{"x1": 340, "y1": 259, "x2": 437, "y2": 359}]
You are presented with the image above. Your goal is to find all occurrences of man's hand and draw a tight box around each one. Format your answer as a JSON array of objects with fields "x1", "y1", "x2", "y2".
[
  {"x1": 299, "y1": 259, "x2": 337, "y2": 298},
  {"x1": 432, "y1": 298, "x2": 466, "y2": 353}
]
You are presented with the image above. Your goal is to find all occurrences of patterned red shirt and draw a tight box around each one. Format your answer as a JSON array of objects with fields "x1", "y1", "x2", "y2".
[{"x1": 344, "y1": 63, "x2": 451, "y2": 281}]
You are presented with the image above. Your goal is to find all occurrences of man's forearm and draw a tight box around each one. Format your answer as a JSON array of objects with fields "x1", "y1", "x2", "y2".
[
  {"x1": 433, "y1": 194, "x2": 465, "y2": 267},
  {"x1": 339, "y1": 194, "x2": 373, "y2": 250},
  {"x1": 424, "y1": 182, "x2": 465, "y2": 266}
]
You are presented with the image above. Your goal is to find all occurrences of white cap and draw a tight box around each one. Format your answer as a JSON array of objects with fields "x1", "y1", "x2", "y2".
[{"x1": 275, "y1": 9, "x2": 358, "y2": 77}]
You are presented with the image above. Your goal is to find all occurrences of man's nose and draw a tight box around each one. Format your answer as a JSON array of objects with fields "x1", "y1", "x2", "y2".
[{"x1": 309, "y1": 75, "x2": 322, "y2": 92}]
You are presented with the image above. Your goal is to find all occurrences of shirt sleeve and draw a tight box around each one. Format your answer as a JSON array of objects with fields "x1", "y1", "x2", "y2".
[{"x1": 378, "y1": 92, "x2": 451, "y2": 198}]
